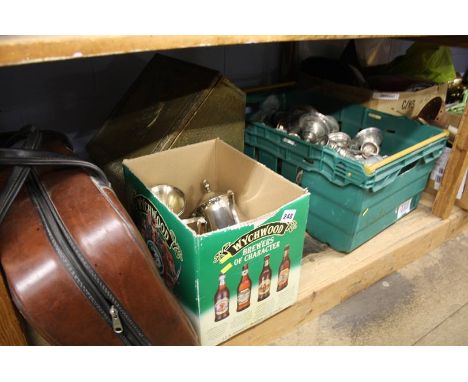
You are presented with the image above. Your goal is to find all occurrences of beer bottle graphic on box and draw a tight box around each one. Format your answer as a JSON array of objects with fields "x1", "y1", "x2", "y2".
[
  {"x1": 214, "y1": 273, "x2": 230, "y2": 321},
  {"x1": 277, "y1": 245, "x2": 291, "y2": 291},
  {"x1": 213, "y1": 245, "x2": 292, "y2": 321},
  {"x1": 237, "y1": 264, "x2": 252, "y2": 311},
  {"x1": 258, "y1": 255, "x2": 272, "y2": 301}
]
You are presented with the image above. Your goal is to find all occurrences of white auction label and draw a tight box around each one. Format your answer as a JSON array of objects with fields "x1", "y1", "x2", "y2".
[
  {"x1": 430, "y1": 147, "x2": 467, "y2": 199},
  {"x1": 372, "y1": 92, "x2": 400, "y2": 101},
  {"x1": 396, "y1": 198, "x2": 412, "y2": 219},
  {"x1": 281, "y1": 209, "x2": 296, "y2": 223}
]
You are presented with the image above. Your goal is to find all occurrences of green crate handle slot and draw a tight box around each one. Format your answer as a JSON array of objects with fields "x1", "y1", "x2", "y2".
[{"x1": 364, "y1": 130, "x2": 449, "y2": 174}]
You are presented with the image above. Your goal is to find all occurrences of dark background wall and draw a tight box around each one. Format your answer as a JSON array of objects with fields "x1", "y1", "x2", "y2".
[{"x1": 0, "y1": 39, "x2": 466, "y2": 156}]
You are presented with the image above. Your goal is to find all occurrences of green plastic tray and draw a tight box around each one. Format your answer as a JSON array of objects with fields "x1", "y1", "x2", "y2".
[{"x1": 244, "y1": 89, "x2": 448, "y2": 252}]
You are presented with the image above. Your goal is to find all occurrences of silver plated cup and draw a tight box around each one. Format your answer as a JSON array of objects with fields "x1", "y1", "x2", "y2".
[
  {"x1": 355, "y1": 127, "x2": 383, "y2": 157},
  {"x1": 150, "y1": 184, "x2": 185, "y2": 216},
  {"x1": 327, "y1": 132, "x2": 351, "y2": 148}
]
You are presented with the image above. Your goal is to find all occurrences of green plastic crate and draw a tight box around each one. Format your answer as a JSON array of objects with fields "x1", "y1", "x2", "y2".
[{"x1": 245, "y1": 89, "x2": 448, "y2": 252}]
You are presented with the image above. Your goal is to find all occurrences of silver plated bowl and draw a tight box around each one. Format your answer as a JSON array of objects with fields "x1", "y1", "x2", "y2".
[
  {"x1": 299, "y1": 112, "x2": 329, "y2": 143},
  {"x1": 322, "y1": 115, "x2": 340, "y2": 133},
  {"x1": 355, "y1": 127, "x2": 383, "y2": 146}
]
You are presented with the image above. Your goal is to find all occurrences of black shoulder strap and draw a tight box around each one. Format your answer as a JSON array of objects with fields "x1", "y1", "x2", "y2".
[
  {"x1": 0, "y1": 148, "x2": 109, "y2": 184},
  {"x1": 0, "y1": 126, "x2": 42, "y2": 224},
  {"x1": 0, "y1": 127, "x2": 109, "y2": 225}
]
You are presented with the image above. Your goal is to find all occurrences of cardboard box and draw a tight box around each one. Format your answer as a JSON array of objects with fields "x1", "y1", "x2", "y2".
[
  {"x1": 87, "y1": 54, "x2": 246, "y2": 203},
  {"x1": 299, "y1": 75, "x2": 447, "y2": 119},
  {"x1": 435, "y1": 110, "x2": 463, "y2": 143},
  {"x1": 123, "y1": 139, "x2": 309, "y2": 345}
]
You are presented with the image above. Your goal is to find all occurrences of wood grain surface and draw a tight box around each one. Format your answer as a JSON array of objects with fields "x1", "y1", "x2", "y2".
[{"x1": 0, "y1": 35, "x2": 387, "y2": 67}]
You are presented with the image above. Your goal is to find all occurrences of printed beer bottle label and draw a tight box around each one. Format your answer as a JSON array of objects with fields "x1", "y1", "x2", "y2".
[
  {"x1": 259, "y1": 279, "x2": 271, "y2": 295},
  {"x1": 278, "y1": 268, "x2": 289, "y2": 285},
  {"x1": 237, "y1": 289, "x2": 251, "y2": 305},
  {"x1": 215, "y1": 297, "x2": 229, "y2": 315}
]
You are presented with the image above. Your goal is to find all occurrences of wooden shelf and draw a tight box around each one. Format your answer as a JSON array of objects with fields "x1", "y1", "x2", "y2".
[
  {"x1": 411, "y1": 35, "x2": 468, "y2": 49},
  {"x1": 223, "y1": 193, "x2": 468, "y2": 345},
  {"x1": 0, "y1": 35, "x2": 392, "y2": 67},
  {"x1": 2, "y1": 35, "x2": 468, "y2": 68}
]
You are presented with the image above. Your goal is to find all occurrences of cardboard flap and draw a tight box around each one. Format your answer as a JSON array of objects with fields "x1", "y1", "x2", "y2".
[
  {"x1": 214, "y1": 140, "x2": 305, "y2": 220},
  {"x1": 124, "y1": 139, "x2": 307, "y2": 223}
]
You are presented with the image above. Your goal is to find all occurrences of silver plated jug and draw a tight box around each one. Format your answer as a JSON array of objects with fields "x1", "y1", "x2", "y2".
[{"x1": 192, "y1": 179, "x2": 241, "y2": 232}]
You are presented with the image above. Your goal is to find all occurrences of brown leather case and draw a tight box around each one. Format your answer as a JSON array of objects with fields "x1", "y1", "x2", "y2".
[
  {"x1": 0, "y1": 135, "x2": 198, "y2": 345},
  {"x1": 86, "y1": 53, "x2": 246, "y2": 204}
]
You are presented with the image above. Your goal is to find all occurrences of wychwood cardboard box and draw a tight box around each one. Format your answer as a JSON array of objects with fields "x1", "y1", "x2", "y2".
[
  {"x1": 123, "y1": 139, "x2": 309, "y2": 345},
  {"x1": 88, "y1": 54, "x2": 246, "y2": 203},
  {"x1": 299, "y1": 74, "x2": 447, "y2": 119}
]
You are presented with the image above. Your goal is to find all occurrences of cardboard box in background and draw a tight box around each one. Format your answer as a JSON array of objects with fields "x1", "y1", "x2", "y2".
[
  {"x1": 299, "y1": 75, "x2": 447, "y2": 119},
  {"x1": 123, "y1": 139, "x2": 309, "y2": 345},
  {"x1": 87, "y1": 54, "x2": 246, "y2": 204},
  {"x1": 434, "y1": 110, "x2": 463, "y2": 143}
]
